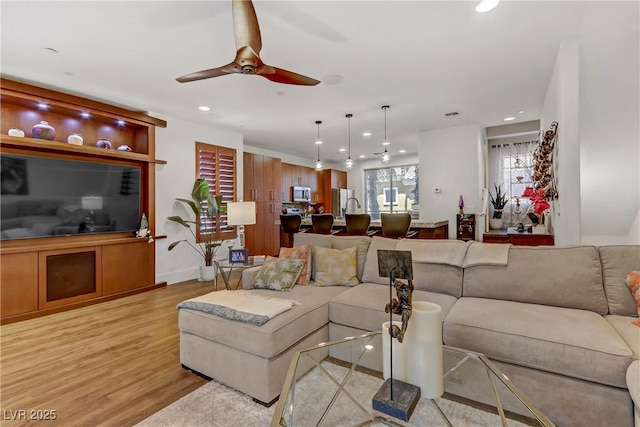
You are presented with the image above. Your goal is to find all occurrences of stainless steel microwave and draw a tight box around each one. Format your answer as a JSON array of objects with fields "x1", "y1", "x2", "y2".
[{"x1": 292, "y1": 186, "x2": 311, "y2": 202}]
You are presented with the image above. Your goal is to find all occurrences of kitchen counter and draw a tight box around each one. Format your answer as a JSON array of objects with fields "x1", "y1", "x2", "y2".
[{"x1": 296, "y1": 217, "x2": 449, "y2": 239}]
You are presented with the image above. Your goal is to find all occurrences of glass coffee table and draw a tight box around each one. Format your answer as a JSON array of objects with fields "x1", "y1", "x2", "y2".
[{"x1": 271, "y1": 331, "x2": 554, "y2": 427}]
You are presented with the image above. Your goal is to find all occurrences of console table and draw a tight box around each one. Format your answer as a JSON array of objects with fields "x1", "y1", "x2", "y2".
[{"x1": 483, "y1": 228, "x2": 554, "y2": 246}]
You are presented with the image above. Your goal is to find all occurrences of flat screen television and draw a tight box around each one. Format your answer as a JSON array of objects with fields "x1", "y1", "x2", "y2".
[{"x1": 1, "y1": 153, "x2": 141, "y2": 240}]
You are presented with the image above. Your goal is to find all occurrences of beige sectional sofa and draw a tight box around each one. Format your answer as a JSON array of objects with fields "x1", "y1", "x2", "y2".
[{"x1": 177, "y1": 233, "x2": 639, "y2": 426}]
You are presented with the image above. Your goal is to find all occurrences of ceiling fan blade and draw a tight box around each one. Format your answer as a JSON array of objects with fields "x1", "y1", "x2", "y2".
[
  {"x1": 233, "y1": 0, "x2": 262, "y2": 54},
  {"x1": 176, "y1": 63, "x2": 238, "y2": 83},
  {"x1": 260, "y1": 66, "x2": 320, "y2": 86}
]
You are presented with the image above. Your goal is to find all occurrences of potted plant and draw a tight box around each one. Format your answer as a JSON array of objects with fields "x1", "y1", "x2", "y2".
[
  {"x1": 489, "y1": 183, "x2": 508, "y2": 229},
  {"x1": 168, "y1": 179, "x2": 227, "y2": 282}
]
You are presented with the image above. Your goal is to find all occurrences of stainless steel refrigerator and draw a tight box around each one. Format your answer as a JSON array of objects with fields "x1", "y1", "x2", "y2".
[{"x1": 331, "y1": 188, "x2": 355, "y2": 218}]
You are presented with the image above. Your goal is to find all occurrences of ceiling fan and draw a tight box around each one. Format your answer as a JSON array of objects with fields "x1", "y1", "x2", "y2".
[{"x1": 176, "y1": 0, "x2": 320, "y2": 86}]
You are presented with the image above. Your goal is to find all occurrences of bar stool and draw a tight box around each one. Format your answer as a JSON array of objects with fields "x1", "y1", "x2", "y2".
[
  {"x1": 311, "y1": 214, "x2": 335, "y2": 235},
  {"x1": 280, "y1": 214, "x2": 302, "y2": 248},
  {"x1": 381, "y1": 213, "x2": 418, "y2": 239},
  {"x1": 344, "y1": 214, "x2": 371, "y2": 236}
]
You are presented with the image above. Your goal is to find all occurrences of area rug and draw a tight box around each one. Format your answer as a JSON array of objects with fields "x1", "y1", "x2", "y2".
[{"x1": 136, "y1": 362, "x2": 530, "y2": 427}]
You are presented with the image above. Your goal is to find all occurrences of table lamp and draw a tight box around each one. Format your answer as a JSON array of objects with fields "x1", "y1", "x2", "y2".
[
  {"x1": 81, "y1": 196, "x2": 103, "y2": 231},
  {"x1": 227, "y1": 201, "x2": 256, "y2": 249}
]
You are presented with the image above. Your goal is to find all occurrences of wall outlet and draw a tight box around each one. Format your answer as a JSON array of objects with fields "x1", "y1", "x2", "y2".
[{"x1": 434, "y1": 188, "x2": 442, "y2": 193}]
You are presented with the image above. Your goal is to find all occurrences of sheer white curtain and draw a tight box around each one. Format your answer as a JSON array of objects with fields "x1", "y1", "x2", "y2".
[{"x1": 488, "y1": 140, "x2": 537, "y2": 228}]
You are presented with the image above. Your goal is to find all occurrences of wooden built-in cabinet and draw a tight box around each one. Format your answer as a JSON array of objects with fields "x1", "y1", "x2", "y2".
[
  {"x1": 0, "y1": 79, "x2": 167, "y2": 324},
  {"x1": 281, "y1": 162, "x2": 321, "y2": 203},
  {"x1": 244, "y1": 152, "x2": 282, "y2": 256}
]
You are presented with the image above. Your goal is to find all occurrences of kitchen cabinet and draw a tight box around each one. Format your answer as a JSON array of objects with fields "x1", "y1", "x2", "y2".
[
  {"x1": 244, "y1": 153, "x2": 282, "y2": 256},
  {"x1": 457, "y1": 214, "x2": 476, "y2": 241},
  {"x1": 321, "y1": 169, "x2": 348, "y2": 215}
]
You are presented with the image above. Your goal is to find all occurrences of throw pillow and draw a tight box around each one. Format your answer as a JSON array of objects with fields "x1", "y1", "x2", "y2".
[
  {"x1": 252, "y1": 256, "x2": 305, "y2": 291},
  {"x1": 314, "y1": 246, "x2": 359, "y2": 287},
  {"x1": 279, "y1": 244, "x2": 311, "y2": 285},
  {"x1": 625, "y1": 271, "x2": 640, "y2": 327}
]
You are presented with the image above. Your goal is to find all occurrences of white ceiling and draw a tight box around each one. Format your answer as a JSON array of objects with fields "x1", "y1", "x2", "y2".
[{"x1": 0, "y1": 1, "x2": 633, "y2": 164}]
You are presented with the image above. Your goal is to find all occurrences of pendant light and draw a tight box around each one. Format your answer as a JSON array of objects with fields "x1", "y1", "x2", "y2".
[
  {"x1": 315, "y1": 120, "x2": 323, "y2": 170},
  {"x1": 381, "y1": 105, "x2": 391, "y2": 164},
  {"x1": 345, "y1": 113, "x2": 354, "y2": 170}
]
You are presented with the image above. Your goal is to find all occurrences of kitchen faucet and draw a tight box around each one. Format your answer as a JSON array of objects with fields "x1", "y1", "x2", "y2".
[{"x1": 345, "y1": 197, "x2": 361, "y2": 215}]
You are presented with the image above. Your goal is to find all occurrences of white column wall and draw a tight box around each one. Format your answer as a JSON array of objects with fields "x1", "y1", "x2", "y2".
[
  {"x1": 154, "y1": 115, "x2": 244, "y2": 285},
  {"x1": 418, "y1": 124, "x2": 483, "y2": 239}
]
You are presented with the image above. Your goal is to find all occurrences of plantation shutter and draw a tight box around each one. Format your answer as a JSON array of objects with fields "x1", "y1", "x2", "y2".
[{"x1": 196, "y1": 142, "x2": 237, "y2": 241}]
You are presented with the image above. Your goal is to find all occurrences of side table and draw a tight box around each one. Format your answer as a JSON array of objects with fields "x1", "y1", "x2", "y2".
[{"x1": 214, "y1": 260, "x2": 258, "y2": 290}]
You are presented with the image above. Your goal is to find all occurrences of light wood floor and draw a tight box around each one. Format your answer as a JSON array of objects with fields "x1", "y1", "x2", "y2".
[{"x1": 1, "y1": 275, "x2": 237, "y2": 427}]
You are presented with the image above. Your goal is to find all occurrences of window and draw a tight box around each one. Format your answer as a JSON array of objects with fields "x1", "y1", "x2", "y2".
[
  {"x1": 488, "y1": 140, "x2": 537, "y2": 227},
  {"x1": 196, "y1": 142, "x2": 237, "y2": 241},
  {"x1": 364, "y1": 165, "x2": 419, "y2": 220}
]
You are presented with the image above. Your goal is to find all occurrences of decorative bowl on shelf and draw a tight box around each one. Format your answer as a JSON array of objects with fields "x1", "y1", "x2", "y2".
[
  {"x1": 67, "y1": 134, "x2": 83, "y2": 146},
  {"x1": 8, "y1": 128, "x2": 25, "y2": 137},
  {"x1": 31, "y1": 121, "x2": 56, "y2": 140},
  {"x1": 96, "y1": 139, "x2": 112, "y2": 149}
]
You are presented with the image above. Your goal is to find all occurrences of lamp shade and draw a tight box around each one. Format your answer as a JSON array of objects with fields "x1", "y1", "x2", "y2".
[
  {"x1": 81, "y1": 196, "x2": 103, "y2": 211},
  {"x1": 227, "y1": 201, "x2": 256, "y2": 226}
]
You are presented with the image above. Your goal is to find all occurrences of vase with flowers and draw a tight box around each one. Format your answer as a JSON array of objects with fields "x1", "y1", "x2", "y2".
[{"x1": 522, "y1": 186, "x2": 550, "y2": 233}]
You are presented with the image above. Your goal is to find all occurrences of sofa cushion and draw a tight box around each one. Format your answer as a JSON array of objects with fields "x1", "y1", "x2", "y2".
[
  {"x1": 293, "y1": 233, "x2": 333, "y2": 280},
  {"x1": 600, "y1": 246, "x2": 640, "y2": 316},
  {"x1": 178, "y1": 285, "x2": 347, "y2": 359},
  {"x1": 279, "y1": 244, "x2": 311, "y2": 285},
  {"x1": 444, "y1": 297, "x2": 633, "y2": 388},
  {"x1": 331, "y1": 235, "x2": 371, "y2": 281},
  {"x1": 606, "y1": 315, "x2": 640, "y2": 359},
  {"x1": 463, "y1": 245, "x2": 608, "y2": 314},
  {"x1": 362, "y1": 236, "x2": 399, "y2": 285},
  {"x1": 314, "y1": 246, "x2": 358, "y2": 287},
  {"x1": 251, "y1": 256, "x2": 305, "y2": 291},
  {"x1": 329, "y1": 283, "x2": 458, "y2": 333}
]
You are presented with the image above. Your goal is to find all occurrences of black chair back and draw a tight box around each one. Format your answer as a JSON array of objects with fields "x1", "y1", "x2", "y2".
[
  {"x1": 381, "y1": 213, "x2": 412, "y2": 239},
  {"x1": 311, "y1": 214, "x2": 334, "y2": 234},
  {"x1": 345, "y1": 214, "x2": 371, "y2": 236},
  {"x1": 280, "y1": 214, "x2": 302, "y2": 247}
]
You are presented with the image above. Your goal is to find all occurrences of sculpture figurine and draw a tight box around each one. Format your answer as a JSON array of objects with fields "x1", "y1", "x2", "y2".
[{"x1": 385, "y1": 278, "x2": 414, "y2": 343}]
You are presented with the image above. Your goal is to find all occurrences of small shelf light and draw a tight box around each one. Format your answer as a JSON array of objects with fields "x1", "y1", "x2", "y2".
[
  {"x1": 37, "y1": 103, "x2": 48, "y2": 110},
  {"x1": 80, "y1": 112, "x2": 91, "y2": 119},
  {"x1": 116, "y1": 119, "x2": 126, "y2": 126}
]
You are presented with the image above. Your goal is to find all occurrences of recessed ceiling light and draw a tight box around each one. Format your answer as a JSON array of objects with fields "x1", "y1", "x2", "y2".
[
  {"x1": 475, "y1": 0, "x2": 499, "y2": 13},
  {"x1": 359, "y1": 155, "x2": 366, "y2": 158},
  {"x1": 517, "y1": 110, "x2": 525, "y2": 114},
  {"x1": 198, "y1": 106, "x2": 211, "y2": 111},
  {"x1": 399, "y1": 149, "x2": 406, "y2": 153},
  {"x1": 504, "y1": 116, "x2": 516, "y2": 122},
  {"x1": 382, "y1": 141, "x2": 391, "y2": 146},
  {"x1": 362, "y1": 132, "x2": 372, "y2": 137},
  {"x1": 338, "y1": 148, "x2": 346, "y2": 152}
]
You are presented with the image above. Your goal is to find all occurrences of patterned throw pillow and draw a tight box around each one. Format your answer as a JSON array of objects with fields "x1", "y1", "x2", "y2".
[
  {"x1": 279, "y1": 244, "x2": 311, "y2": 285},
  {"x1": 625, "y1": 271, "x2": 640, "y2": 327},
  {"x1": 314, "y1": 246, "x2": 359, "y2": 287},
  {"x1": 252, "y1": 256, "x2": 305, "y2": 291}
]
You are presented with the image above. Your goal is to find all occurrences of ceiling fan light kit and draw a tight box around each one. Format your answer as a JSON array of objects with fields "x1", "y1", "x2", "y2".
[
  {"x1": 345, "y1": 113, "x2": 353, "y2": 170},
  {"x1": 176, "y1": 0, "x2": 320, "y2": 86}
]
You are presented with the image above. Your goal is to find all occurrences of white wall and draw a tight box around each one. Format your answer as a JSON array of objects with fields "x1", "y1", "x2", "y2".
[
  {"x1": 578, "y1": 3, "x2": 640, "y2": 245},
  {"x1": 418, "y1": 124, "x2": 484, "y2": 238},
  {"x1": 154, "y1": 115, "x2": 244, "y2": 285},
  {"x1": 541, "y1": 38, "x2": 581, "y2": 245}
]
